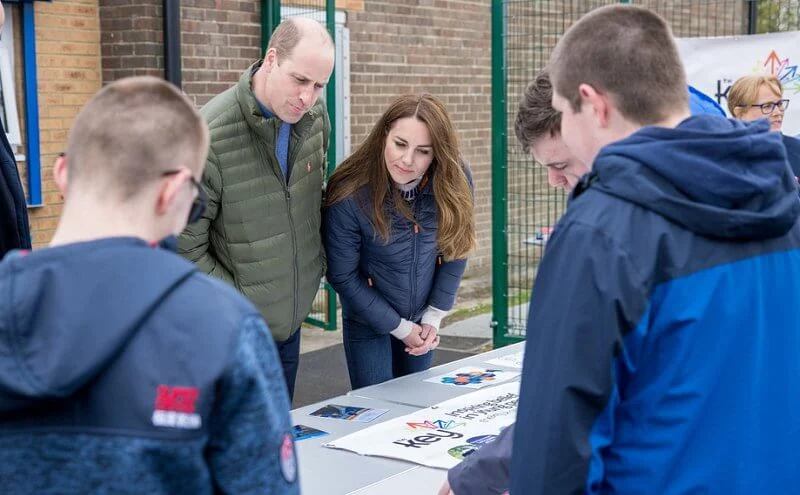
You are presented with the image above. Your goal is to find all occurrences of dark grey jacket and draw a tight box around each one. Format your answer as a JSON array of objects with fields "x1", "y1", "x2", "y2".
[
  {"x1": 448, "y1": 424, "x2": 513, "y2": 495},
  {"x1": 0, "y1": 118, "x2": 30, "y2": 258}
]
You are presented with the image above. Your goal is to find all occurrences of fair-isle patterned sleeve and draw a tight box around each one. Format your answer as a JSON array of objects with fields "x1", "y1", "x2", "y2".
[{"x1": 206, "y1": 316, "x2": 299, "y2": 495}]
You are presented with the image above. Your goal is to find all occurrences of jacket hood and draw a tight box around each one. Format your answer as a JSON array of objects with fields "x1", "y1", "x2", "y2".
[
  {"x1": 688, "y1": 85, "x2": 726, "y2": 117},
  {"x1": 585, "y1": 116, "x2": 800, "y2": 240},
  {"x1": 0, "y1": 238, "x2": 195, "y2": 413}
]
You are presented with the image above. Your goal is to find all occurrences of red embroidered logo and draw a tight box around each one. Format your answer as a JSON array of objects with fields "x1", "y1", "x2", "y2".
[
  {"x1": 152, "y1": 385, "x2": 202, "y2": 429},
  {"x1": 280, "y1": 433, "x2": 297, "y2": 483}
]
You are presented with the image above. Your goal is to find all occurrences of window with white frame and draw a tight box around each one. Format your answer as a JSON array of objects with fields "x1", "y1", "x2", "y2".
[{"x1": 0, "y1": 4, "x2": 22, "y2": 154}]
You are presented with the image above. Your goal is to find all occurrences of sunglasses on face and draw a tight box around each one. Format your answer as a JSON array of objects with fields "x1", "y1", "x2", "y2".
[{"x1": 162, "y1": 170, "x2": 207, "y2": 224}]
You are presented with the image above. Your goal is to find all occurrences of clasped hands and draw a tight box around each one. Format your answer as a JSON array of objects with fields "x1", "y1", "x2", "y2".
[{"x1": 402, "y1": 323, "x2": 440, "y2": 356}]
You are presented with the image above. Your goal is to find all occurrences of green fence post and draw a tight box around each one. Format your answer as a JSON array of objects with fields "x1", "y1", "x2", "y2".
[
  {"x1": 746, "y1": 0, "x2": 758, "y2": 34},
  {"x1": 326, "y1": 0, "x2": 337, "y2": 179},
  {"x1": 491, "y1": 0, "x2": 509, "y2": 348},
  {"x1": 261, "y1": 0, "x2": 281, "y2": 55},
  {"x1": 323, "y1": 0, "x2": 338, "y2": 331}
]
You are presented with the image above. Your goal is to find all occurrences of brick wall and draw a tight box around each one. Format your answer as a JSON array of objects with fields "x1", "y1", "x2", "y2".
[
  {"x1": 24, "y1": 0, "x2": 102, "y2": 246},
  {"x1": 180, "y1": 0, "x2": 261, "y2": 107},
  {"x1": 16, "y1": 0, "x2": 746, "y2": 262},
  {"x1": 347, "y1": 0, "x2": 493, "y2": 275},
  {"x1": 178, "y1": 0, "x2": 364, "y2": 107},
  {"x1": 99, "y1": 0, "x2": 162, "y2": 82},
  {"x1": 99, "y1": 1, "x2": 261, "y2": 106}
]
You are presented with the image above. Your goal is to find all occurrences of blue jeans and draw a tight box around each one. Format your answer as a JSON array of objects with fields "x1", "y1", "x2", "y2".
[
  {"x1": 276, "y1": 329, "x2": 301, "y2": 401},
  {"x1": 342, "y1": 319, "x2": 434, "y2": 389}
]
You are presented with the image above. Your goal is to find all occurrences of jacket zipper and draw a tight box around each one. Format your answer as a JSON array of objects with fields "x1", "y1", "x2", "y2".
[
  {"x1": 285, "y1": 126, "x2": 310, "y2": 331},
  {"x1": 408, "y1": 200, "x2": 421, "y2": 320},
  {"x1": 255, "y1": 119, "x2": 305, "y2": 333}
]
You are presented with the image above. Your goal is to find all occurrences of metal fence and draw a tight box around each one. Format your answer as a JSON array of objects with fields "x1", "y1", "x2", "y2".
[{"x1": 491, "y1": 0, "x2": 800, "y2": 347}]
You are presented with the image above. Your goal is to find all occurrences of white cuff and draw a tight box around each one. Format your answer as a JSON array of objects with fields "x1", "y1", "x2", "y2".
[
  {"x1": 421, "y1": 305, "x2": 448, "y2": 330},
  {"x1": 390, "y1": 318, "x2": 413, "y2": 339}
]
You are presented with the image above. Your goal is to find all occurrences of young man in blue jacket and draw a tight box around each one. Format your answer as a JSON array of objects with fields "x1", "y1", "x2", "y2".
[
  {"x1": 0, "y1": 77, "x2": 298, "y2": 494},
  {"x1": 440, "y1": 74, "x2": 737, "y2": 495},
  {"x1": 511, "y1": 5, "x2": 800, "y2": 494}
]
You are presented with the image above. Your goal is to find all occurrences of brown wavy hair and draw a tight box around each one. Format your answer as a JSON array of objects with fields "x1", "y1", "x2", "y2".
[{"x1": 326, "y1": 94, "x2": 475, "y2": 261}]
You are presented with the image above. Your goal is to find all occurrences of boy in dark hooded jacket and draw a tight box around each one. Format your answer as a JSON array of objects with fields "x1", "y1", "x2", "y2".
[{"x1": 0, "y1": 77, "x2": 298, "y2": 495}]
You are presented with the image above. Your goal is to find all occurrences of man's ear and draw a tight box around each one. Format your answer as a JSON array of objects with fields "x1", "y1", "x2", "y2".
[
  {"x1": 578, "y1": 83, "x2": 611, "y2": 128},
  {"x1": 264, "y1": 47, "x2": 278, "y2": 71},
  {"x1": 53, "y1": 154, "x2": 68, "y2": 199},
  {"x1": 155, "y1": 171, "x2": 185, "y2": 217}
]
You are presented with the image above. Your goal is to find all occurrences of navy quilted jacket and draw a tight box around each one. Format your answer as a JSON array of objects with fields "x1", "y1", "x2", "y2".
[{"x1": 324, "y1": 172, "x2": 470, "y2": 333}]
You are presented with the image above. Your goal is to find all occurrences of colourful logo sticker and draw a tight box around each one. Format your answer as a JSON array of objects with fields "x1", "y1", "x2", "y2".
[
  {"x1": 448, "y1": 444, "x2": 478, "y2": 460},
  {"x1": 467, "y1": 434, "x2": 498, "y2": 446},
  {"x1": 441, "y1": 370, "x2": 501, "y2": 386}
]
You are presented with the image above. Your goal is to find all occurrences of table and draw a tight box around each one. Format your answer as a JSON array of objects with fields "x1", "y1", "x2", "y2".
[
  {"x1": 347, "y1": 466, "x2": 447, "y2": 494},
  {"x1": 346, "y1": 342, "x2": 525, "y2": 408},
  {"x1": 292, "y1": 343, "x2": 525, "y2": 494},
  {"x1": 291, "y1": 395, "x2": 422, "y2": 495}
]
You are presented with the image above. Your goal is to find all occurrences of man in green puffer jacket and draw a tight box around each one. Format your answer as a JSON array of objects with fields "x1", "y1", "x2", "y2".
[{"x1": 178, "y1": 18, "x2": 334, "y2": 401}]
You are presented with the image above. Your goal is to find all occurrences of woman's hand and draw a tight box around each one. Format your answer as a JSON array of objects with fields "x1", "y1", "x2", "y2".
[
  {"x1": 402, "y1": 324, "x2": 426, "y2": 352},
  {"x1": 405, "y1": 323, "x2": 439, "y2": 356}
]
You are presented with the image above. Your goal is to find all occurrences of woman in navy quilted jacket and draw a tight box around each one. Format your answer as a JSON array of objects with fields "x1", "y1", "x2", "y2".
[{"x1": 324, "y1": 94, "x2": 475, "y2": 389}]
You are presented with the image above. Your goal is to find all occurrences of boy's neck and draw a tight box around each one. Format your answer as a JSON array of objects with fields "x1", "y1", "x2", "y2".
[{"x1": 50, "y1": 199, "x2": 163, "y2": 247}]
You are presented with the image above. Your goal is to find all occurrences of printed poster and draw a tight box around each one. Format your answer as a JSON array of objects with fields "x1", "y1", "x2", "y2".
[
  {"x1": 325, "y1": 382, "x2": 519, "y2": 469},
  {"x1": 423, "y1": 367, "x2": 520, "y2": 389},
  {"x1": 308, "y1": 404, "x2": 388, "y2": 423},
  {"x1": 292, "y1": 424, "x2": 329, "y2": 442}
]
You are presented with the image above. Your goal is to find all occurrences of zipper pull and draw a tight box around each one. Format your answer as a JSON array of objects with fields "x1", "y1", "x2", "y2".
[{"x1": 414, "y1": 224, "x2": 419, "y2": 234}]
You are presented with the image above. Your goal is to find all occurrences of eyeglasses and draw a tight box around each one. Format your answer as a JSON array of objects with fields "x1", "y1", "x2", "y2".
[
  {"x1": 739, "y1": 99, "x2": 790, "y2": 115},
  {"x1": 162, "y1": 169, "x2": 207, "y2": 224}
]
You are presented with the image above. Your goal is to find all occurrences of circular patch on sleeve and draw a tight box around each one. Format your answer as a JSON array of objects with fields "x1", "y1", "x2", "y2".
[{"x1": 280, "y1": 432, "x2": 297, "y2": 483}]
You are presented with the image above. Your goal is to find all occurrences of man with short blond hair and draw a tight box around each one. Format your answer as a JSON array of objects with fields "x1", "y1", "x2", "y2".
[
  {"x1": 179, "y1": 17, "x2": 335, "y2": 400},
  {"x1": 512, "y1": 5, "x2": 800, "y2": 493},
  {"x1": 0, "y1": 76, "x2": 298, "y2": 494}
]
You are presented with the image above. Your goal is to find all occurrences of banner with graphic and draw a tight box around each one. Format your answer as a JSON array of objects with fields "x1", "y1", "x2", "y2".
[
  {"x1": 676, "y1": 30, "x2": 800, "y2": 135},
  {"x1": 324, "y1": 382, "x2": 519, "y2": 469}
]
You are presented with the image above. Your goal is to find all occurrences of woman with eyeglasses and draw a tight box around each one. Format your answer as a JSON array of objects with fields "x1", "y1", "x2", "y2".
[
  {"x1": 728, "y1": 74, "x2": 800, "y2": 182},
  {"x1": 728, "y1": 75, "x2": 789, "y2": 131}
]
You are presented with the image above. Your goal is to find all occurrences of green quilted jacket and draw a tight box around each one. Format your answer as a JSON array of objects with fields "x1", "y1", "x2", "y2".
[{"x1": 178, "y1": 63, "x2": 330, "y2": 342}]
